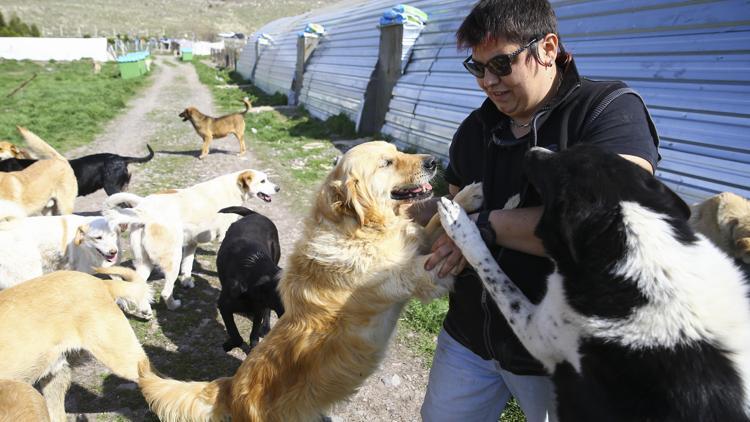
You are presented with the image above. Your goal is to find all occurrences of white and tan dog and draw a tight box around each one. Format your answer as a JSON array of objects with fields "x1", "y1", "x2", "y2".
[
  {"x1": 104, "y1": 169, "x2": 279, "y2": 309},
  {"x1": 0, "y1": 267, "x2": 153, "y2": 422},
  {"x1": 0, "y1": 213, "x2": 128, "y2": 290}
]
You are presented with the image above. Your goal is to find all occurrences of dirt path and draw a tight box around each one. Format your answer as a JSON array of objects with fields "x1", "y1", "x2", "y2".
[{"x1": 64, "y1": 55, "x2": 430, "y2": 421}]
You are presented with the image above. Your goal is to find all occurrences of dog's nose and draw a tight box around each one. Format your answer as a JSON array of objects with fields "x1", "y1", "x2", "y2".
[
  {"x1": 423, "y1": 156, "x2": 437, "y2": 171},
  {"x1": 275, "y1": 186, "x2": 280, "y2": 193},
  {"x1": 109, "y1": 249, "x2": 117, "y2": 255}
]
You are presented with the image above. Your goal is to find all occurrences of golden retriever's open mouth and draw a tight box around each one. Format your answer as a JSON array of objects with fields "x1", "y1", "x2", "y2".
[
  {"x1": 391, "y1": 182, "x2": 433, "y2": 201},
  {"x1": 257, "y1": 192, "x2": 272, "y2": 203}
]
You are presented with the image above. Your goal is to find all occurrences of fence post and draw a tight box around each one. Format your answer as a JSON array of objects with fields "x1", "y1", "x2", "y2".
[
  {"x1": 251, "y1": 39, "x2": 261, "y2": 81},
  {"x1": 291, "y1": 34, "x2": 321, "y2": 106},
  {"x1": 358, "y1": 23, "x2": 403, "y2": 136}
]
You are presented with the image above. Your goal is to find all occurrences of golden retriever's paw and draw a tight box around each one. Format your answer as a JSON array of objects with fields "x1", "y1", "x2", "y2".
[
  {"x1": 164, "y1": 296, "x2": 181, "y2": 310},
  {"x1": 453, "y1": 182, "x2": 484, "y2": 213},
  {"x1": 437, "y1": 197, "x2": 487, "y2": 265},
  {"x1": 179, "y1": 275, "x2": 194, "y2": 288},
  {"x1": 198, "y1": 154, "x2": 207, "y2": 160}
]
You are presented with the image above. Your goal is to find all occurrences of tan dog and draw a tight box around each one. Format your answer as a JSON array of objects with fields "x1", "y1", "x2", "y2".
[
  {"x1": 0, "y1": 140, "x2": 33, "y2": 159},
  {"x1": 179, "y1": 97, "x2": 252, "y2": 159},
  {"x1": 0, "y1": 380, "x2": 51, "y2": 422},
  {"x1": 690, "y1": 191, "x2": 750, "y2": 264},
  {"x1": 0, "y1": 267, "x2": 153, "y2": 422},
  {"x1": 138, "y1": 141, "x2": 483, "y2": 421},
  {"x1": 104, "y1": 169, "x2": 280, "y2": 310},
  {"x1": 0, "y1": 127, "x2": 77, "y2": 215}
]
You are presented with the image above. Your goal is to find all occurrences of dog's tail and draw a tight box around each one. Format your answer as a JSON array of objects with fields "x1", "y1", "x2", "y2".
[
  {"x1": 16, "y1": 126, "x2": 65, "y2": 161},
  {"x1": 104, "y1": 192, "x2": 145, "y2": 211},
  {"x1": 219, "y1": 206, "x2": 256, "y2": 217},
  {"x1": 241, "y1": 97, "x2": 252, "y2": 115},
  {"x1": 138, "y1": 359, "x2": 233, "y2": 422},
  {"x1": 94, "y1": 266, "x2": 153, "y2": 315},
  {"x1": 124, "y1": 144, "x2": 155, "y2": 164}
]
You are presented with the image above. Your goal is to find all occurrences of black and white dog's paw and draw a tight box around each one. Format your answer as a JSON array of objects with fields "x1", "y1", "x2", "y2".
[{"x1": 437, "y1": 198, "x2": 487, "y2": 264}]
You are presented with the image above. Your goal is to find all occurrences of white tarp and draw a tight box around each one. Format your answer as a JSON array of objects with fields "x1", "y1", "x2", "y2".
[
  {"x1": 0, "y1": 37, "x2": 110, "y2": 62},
  {"x1": 193, "y1": 40, "x2": 224, "y2": 55}
]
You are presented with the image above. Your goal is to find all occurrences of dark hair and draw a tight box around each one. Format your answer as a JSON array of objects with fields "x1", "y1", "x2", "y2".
[
  {"x1": 457, "y1": 0, "x2": 573, "y2": 67},
  {"x1": 456, "y1": 0, "x2": 558, "y2": 49}
]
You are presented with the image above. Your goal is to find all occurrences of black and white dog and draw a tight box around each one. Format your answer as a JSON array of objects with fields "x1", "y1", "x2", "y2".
[
  {"x1": 216, "y1": 206, "x2": 285, "y2": 352},
  {"x1": 438, "y1": 144, "x2": 750, "y2": 421},
  {"x1": 0, "y1": 145, "x2": 154, "y2": 196}
]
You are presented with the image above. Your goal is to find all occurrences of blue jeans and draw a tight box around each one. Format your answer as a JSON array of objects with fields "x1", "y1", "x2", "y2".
[{"x1": 421, "y1": 329, "x2": 557, "y2": 422}]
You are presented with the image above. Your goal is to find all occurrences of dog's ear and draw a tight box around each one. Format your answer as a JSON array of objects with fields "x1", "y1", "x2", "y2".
[
  {"x1": 237, "y1": 171, "x2": 255, "y2": 191},
  {"x1": 9, "y1": 144, "x2": 20, "y2": 157},
  {"x1": 74, "y1": 224, "x2": 90, "y2": 245},
  {"x1": 344, "y1": 176, "x2": 383, "y2": 227}
]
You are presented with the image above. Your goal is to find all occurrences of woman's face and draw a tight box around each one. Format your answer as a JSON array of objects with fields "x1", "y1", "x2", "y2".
[{"x1": 472, "y1": 37, "x2": 552, "y2": 122}]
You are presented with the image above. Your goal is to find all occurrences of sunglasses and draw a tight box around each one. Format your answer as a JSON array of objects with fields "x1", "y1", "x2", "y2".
[{"x1": 463, "y1": 38, "x2": 538, "y2": 78}]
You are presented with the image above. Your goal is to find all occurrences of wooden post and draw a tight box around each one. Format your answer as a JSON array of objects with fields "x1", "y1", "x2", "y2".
[
  {"x1": 358, "y1": 24, "x2": 403, "y2": 136},
  {"x1": 291, "y1": 34, "x2": 321, "y2": 106}
]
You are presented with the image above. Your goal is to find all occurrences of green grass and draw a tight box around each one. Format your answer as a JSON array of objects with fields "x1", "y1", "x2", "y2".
[
  {"x1": 0, "y1": 59, "x2": 150, "y2": 152},
  {"x1": 194, "y1": 62, "x2": 527, "y2": 422}
]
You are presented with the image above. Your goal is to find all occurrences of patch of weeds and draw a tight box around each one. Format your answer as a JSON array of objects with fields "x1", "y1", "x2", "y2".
[
  {"x1": 191, "y1": 61, "x2": 286, "y2": 110},
  {"x1": 0, "y1": 59, "x2": 151, "y2": 152},
  {"x1": 398, "y1": 298, "x2": 448, "y2": 361}
]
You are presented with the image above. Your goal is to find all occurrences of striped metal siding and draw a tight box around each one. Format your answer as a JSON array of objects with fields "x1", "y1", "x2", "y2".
[
  {"x1": 382, "y1": 0, "x2": 482, "y2": 157},
  {"x1": 235, "y1": 33, "x2": 260, "y2": 80},
  {"x1": 297, "y1": 0, "x2": 408, "y2": 122},
  {"x1": 247, "y1": 16, "x2": 304, "y2": 96},
  {"x1": 237, "y1": 18, "x2": 296, "y2": 81},
  {"x1": 383, "y1": 0, "x2": 750, "y2": 203}
]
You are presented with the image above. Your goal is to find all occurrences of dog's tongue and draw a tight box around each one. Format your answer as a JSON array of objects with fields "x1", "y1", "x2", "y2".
[
  {"x1": 409, "y1": 183, "x2": 432, "y2": 193},
  {"x1": 106, "y1": 253, "x2": 117, "y2": 263}
]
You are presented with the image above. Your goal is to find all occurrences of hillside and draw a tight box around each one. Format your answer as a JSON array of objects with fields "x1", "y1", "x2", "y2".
[{"x1": 0, "y1": 0, "x2": 340, "y2": 40}]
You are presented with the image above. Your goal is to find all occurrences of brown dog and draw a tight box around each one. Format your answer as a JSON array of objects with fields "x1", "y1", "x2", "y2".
[
  {"x1": 0, "y1": 127, "x2": 77, "y2": 216},
  {"x1": 179, "y1": 98, "x2": 252, "y2": 159},
  {"x1": 138, "y1": 141, "x2": 484, "y2": 421},
  {"x1": 0, "y1": 267, "x2": 153, "y2": 421},
  {"x1": 0, "y1": 380, "x2": 51, "y2": 422},
  {"x1": 690, "y1": 191, "x2": 750, "y2": 264}
]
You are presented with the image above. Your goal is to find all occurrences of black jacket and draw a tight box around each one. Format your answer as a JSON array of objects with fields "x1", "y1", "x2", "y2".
[{"x1": 443, "y1": 58, "x2": 660, "y2": 375}]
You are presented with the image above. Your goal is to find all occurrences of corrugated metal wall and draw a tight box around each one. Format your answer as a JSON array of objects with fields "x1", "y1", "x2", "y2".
[
  {"x1": 245, "y1": 0, "x2": 749, "y2": 203},
  {"x1": 297, "y1": 0, "x2": 401, "y2": 122},
  {"x1": 252, "y1": 15, "x2": 306, "y2": 97},
  {"x1": 236, "y1": 17, "x2": 298, "y2": 81},
  {"x1": 382, "y1": 0, "x2": 750, "y2": 203}
]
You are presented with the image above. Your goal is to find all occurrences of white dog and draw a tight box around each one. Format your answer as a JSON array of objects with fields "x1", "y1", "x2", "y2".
[
  {"x1": 104, "y1": 169, "x2": 279, "y2": 310},
  {"x1": 0, "y1": 214, "x2": 126, "y2": 290}
]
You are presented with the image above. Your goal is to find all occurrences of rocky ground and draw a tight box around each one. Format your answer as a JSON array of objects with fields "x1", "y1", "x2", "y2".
[{"x1": 63, "y1": 55, "x2": 432, "y2": 421}]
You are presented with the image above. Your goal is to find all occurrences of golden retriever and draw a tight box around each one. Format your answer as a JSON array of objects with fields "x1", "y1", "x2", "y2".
[
  {"x1": 0, "y1": 127, "x2": 77, "y2": 215},
  {"x1": 138, "y1": 141, "x2": 483, "y2": 421},
  {"x1": 690, "y1": 191, "x2": 750, "y2": 264},
  {"x1": 0, "y1": 379, "x2": 51, "y2": 422},
  {"x1": 0, "y1": 267, "x2": 152, "y2": 422},
  {"x1": 179, "y1": 97, "x2": 252, "y2": 159}
]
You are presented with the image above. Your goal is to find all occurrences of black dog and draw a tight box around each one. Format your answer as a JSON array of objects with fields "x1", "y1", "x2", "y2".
[
  {"x1": 0, "y1": 145, "x2": 154, "y2": 196},
  {"x1": 438, "y1": 144, "x2": 750, "y2": 421},
  {"x1": 216, "y1": 206, "x2": 285, "y2": 352}
]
